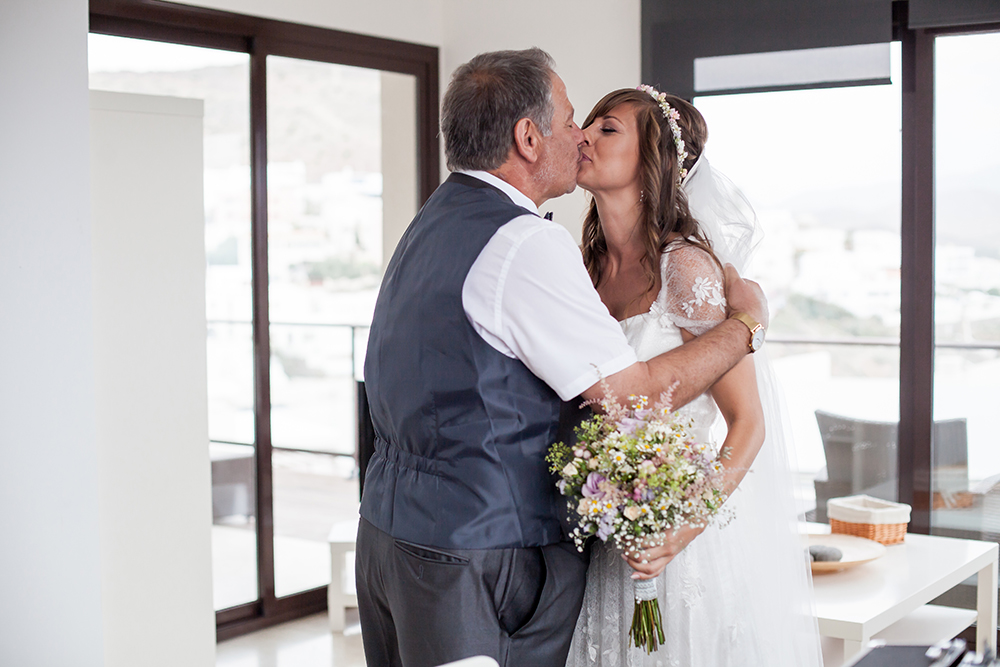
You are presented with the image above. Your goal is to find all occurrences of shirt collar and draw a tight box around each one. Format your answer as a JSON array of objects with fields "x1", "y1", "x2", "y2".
[{"x1": 456, "y1": 170, "x2": 539, "y2": 215}]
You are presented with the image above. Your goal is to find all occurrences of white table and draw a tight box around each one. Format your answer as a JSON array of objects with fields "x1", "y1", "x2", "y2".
[{"x1": 807, "y1": 524, "x2": 998, "y2": 665}]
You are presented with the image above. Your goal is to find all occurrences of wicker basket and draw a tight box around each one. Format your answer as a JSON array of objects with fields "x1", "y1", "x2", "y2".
[{"x1": 827, "y1": 495, "x2": 911, "y2": 545}]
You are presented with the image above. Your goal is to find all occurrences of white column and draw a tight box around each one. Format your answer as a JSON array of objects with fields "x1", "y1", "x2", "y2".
[
  {"x1": 0, "y1": 1, "x2": 105, "y2": 665},
  {"x1": 90, "y1": 90, "x2": 216, "y2": 667}
]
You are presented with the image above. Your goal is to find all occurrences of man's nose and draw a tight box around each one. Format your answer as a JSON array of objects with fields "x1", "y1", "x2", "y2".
[{"x1": 574, "y1": 123, "x2": 586, "y2": 145}]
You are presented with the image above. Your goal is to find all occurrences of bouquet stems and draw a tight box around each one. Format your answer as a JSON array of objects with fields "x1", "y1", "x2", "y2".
[{"x1": 629, "y1": 579, "x2": 665, "y2": 654}]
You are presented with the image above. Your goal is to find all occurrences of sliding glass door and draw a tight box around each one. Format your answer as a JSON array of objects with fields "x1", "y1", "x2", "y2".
[
  {"x1": 88, "y1": 1, "x2": 437, "y2": 638},
  {"x1": 694, "y1": 45, "x2": 903, "y2": 520},
  {"x1": 89, "y1": 33, "x2": 261, "y2": 612},
  {"x1": 695, "y1": 24, "x2": 1000, "y2": 544},
  {"x1": 931, "y1": 31, "x2": 1000, "y2": 541},
  {"x1": 263, "y1": 55, "x2": 417, "y2": 599}
]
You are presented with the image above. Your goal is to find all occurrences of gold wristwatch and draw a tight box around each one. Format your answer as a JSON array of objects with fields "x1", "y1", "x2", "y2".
[{"x1": 730, "y1": 312, "x2": 765, "y2": 353}]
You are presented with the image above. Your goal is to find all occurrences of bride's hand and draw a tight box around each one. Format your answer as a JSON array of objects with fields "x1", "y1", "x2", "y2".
[
  {"x1": 723, "y1": 263, "x2": 768, "y2": 330},
  {"x1": 622, "y1": 524, "x2": 706, "y2": 580}
]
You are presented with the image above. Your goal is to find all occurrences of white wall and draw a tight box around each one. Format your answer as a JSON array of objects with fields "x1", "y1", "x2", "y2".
[
  {"x1": 90, "y1": 91, "x2": 215, "y2": 667},
  {"x1": 1, "y1": 3, "x2": 220, "y2": 661},
  {"x1": 442, "y1": 0, "x2": 642, "y2": 239},
  {"x1": 0, "y1": 0, "x2": 105, "y2": 665}
]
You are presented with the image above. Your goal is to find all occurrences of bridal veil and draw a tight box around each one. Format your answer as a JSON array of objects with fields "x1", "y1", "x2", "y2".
[{"x1": 686, "y1": 155, "x2": 824, "y2": 666}]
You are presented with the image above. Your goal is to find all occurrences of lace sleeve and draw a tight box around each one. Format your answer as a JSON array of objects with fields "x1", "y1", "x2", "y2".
[{"x1": 657, "y1": 242, "x2": 727, "y2": 336}]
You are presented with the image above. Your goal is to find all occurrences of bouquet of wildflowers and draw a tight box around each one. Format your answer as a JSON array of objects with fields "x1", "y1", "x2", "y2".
[{"x1": 547, "y1": 384, "x2": 732, "y2": 654}]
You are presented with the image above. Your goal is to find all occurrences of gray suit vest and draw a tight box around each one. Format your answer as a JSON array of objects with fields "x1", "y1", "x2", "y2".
[{"x1": 361, "y1": 173, "x2": 568, "y2": 549}]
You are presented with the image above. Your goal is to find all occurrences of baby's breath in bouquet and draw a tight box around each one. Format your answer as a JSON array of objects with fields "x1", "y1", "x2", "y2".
[{"x1": 547, "y1": 383, "x2": 732, "y2": 654}]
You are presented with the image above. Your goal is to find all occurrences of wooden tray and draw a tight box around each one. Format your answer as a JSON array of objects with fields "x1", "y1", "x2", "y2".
[{"x1": 807, "y1": 533, "x2": 887, "y2": 573}]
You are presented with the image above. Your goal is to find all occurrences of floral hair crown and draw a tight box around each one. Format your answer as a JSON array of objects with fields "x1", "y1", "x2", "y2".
[{"x1": 636, "y1": 84, "x2": 689, "y2": 186}]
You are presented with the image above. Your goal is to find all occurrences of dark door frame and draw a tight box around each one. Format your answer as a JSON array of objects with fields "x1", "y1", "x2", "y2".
[
  {"x1": 89, "y1": 0, "x2": 439, "y2": 640},
  {"x1": 894, "y1": 3, "x2": 1000, "y2": 533},
  {"x1": 642, "y1": 0, "x2": 1000, "y2": 538}
]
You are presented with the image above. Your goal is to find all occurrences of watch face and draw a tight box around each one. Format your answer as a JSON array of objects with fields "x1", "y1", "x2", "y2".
[{"x1": 751, "y1": 329, "x2": 765, "y2": 351}]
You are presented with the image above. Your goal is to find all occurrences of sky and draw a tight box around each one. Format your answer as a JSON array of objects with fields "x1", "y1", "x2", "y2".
[
  {"x1": 88, "y1": 33, "x2": 248, "y2": 72},
  {"x1": 90, "y1": 31, "x2": 1000, "y2": 222},
  {"x1": 697, "y1": 35, "x2": 1000, "y2": 211}
]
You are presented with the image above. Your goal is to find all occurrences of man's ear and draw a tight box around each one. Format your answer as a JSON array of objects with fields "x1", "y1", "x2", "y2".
[{"x1": 512, "y1": 117, "x2": 542, "y2": 163}]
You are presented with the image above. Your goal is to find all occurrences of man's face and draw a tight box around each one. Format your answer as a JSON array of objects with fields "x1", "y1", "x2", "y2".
[{"x1": 536, "y1": 73, "x2": 585, "y2": 200}]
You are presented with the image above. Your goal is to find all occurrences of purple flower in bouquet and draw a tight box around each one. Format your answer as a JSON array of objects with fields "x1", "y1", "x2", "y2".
[
  {"x1": 582, "y1": 472, "x2": 607, "y2": 499},
  {"x1": 617, "y1": 416, "x2": 645, "y2": 436},
  {"x1": 596, "y1": 512, "x2": 615, "y2": 541}
]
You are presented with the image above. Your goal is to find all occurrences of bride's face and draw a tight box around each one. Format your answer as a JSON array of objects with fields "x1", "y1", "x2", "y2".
[{"x1": 577, "y1": 103, "x2": 641, "y2": 196}]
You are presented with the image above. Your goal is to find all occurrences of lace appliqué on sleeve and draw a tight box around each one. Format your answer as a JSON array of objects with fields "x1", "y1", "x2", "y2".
[{"x1": 653, "y1": 242, "x2": 727, "y2": 336}]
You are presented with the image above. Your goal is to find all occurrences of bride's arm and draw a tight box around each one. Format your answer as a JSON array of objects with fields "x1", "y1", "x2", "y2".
[
  {"x1": 707, "y1": 353, "x2": 765, "y2": 497},
  {"x1": 580, "y1": 264, "x2": 766, "y2": 410},
  {"x1": 622, "y1": 349, "x2": 764, "y2": 579},
  {"x1": 622, "y1": 351, "x2": 764, "y2": 579},
  {"x1": 622, "y1": 309, "x2": 765, "y2": 583}
]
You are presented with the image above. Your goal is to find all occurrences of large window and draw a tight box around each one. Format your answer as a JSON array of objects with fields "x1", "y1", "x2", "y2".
[
  {"x1": 931, "y1": 31, "x2": 1000, "y2": 541},
  {"x1": 694, "y1": 20, "x2": 1000, "y2": 548},
  {"x1": 642, "y1": 2, "x2": 1000, "y2": 551},
  {"x1": 695, "y1": 43, "x2": 903, "y2": 518},
  {"x1": 263, "y1": 56, "x2": 417, "y2": 598},
  {"x1": 89, "y1": 0, "x2": 437, "y2": 639},
  {"x1": 89, "y1": 32, "x2": 260, "y2": 612}
]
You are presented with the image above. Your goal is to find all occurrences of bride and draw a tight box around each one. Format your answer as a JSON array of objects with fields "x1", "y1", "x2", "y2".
[{"x1": 566, "y1": 87, "x2": 823, "y2": 666}]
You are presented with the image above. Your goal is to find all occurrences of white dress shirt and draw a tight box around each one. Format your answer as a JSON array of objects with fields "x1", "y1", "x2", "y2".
[{"x1": 459, "y1": 170, "x2": 637, "y2": 401}]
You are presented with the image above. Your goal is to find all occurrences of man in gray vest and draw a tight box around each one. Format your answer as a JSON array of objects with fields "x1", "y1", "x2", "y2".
[{"x1": 357, "y1": 47, "x2": 768, "y2": 667}]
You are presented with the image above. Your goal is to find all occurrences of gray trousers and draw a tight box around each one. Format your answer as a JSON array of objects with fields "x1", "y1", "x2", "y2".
[{"x1": 356, "y1": 518, "x2": 588, "y2": 667}]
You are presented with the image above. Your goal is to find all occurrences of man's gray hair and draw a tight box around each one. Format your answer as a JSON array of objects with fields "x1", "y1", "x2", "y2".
[{"x1": 441, "y1": 47, "x2": 556, "y2": 172}]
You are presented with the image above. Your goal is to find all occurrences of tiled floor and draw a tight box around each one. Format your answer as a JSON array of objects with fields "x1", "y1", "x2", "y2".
[{"x1": 216, "y1": 610, "x2": 365, "y2": 667}]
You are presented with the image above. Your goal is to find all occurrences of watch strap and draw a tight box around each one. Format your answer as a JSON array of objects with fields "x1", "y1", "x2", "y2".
[{"x1": 729, "y1": 312, "x2": 764, "y2": 352}]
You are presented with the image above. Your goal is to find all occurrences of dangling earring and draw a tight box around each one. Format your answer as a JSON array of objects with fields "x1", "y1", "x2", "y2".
[{"x1": 639, "y1": 190, "x2": 645, "y2": 203}]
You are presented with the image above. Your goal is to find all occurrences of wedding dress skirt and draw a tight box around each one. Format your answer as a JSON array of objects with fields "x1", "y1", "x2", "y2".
[{"x1": 565, "y1": 245, "x2": 823, "y2": 667}]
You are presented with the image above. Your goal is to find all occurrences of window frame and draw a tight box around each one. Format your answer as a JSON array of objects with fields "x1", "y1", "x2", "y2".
[
  {"x1": 89, "y1": 0, "x2": 439, "y2": 640},
  {"x1": 645, "y1": 0, "x2": 1000, "y2": 538}
]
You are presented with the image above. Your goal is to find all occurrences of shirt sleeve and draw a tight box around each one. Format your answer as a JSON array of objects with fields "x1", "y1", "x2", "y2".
[{"x1": 463, "y1": 215, "x2": 637, "y2": 401}]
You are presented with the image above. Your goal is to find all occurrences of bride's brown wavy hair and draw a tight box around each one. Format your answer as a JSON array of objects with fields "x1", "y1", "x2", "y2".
[{"x1": 581, "y1": 89, "x2": 720, "y2": 291}]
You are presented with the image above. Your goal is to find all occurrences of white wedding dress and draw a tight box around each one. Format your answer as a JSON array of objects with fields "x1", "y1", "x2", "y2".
[{"x1": 565, "y1": 240, "x2": 824, "y2": 667}]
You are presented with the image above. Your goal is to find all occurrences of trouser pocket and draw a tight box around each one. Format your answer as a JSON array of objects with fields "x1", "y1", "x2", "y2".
[
  {"x1": 393, "y1": 539, "x2": 470, "y2": 565},
  {"x1": 499, "y1": 547, "x2": 545, "y2": 636}
]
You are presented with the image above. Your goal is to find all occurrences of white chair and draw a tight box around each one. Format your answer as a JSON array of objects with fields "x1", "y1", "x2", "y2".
[
  {"x1": 327, "y1": 516, "x2": 360, "y2": 632},
  {"x1": 436, "y1": 658, "x2": 500, "y2": 667}
]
